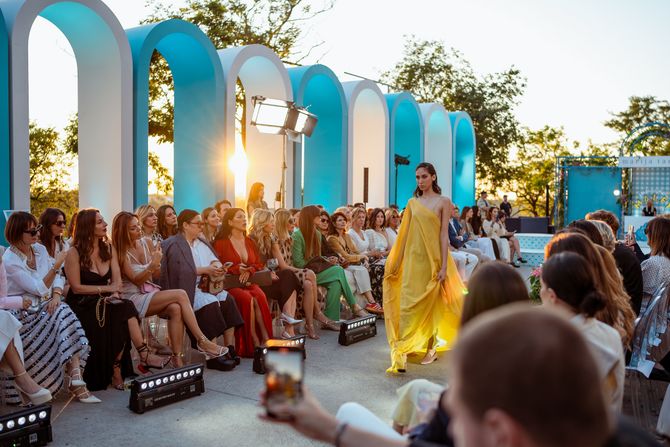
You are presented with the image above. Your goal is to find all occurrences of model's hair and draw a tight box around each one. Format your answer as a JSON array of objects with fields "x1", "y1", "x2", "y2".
[
  {"x1": 542, "y1": 252, "x2": 606, "y2": 317},
  {"x1": 72, "y1": 208, "x2": 111, "y2": 269},
  {"x1": 38, "y1": 207, "x2": 66, "y2": 257},
  {"x1": 451, "y1": 305, "x2": 612, "y2": 447},
  {"x1": 156, "y1": 204, "x2": 177, "y2": 239},
  {"x1": 413, "y1": 162, "x2": 442, "y2": 197},
  {"x1": 298, "y1": 205, "x2": 322, "y2": 260},
  {"x1": 567, "y1": 220, "x2": 604, "y2": 247},
  {"x1": 366, "y1": 208, "x2": 386, "y2": 231},
  {"x1": 5, "y1": 212, "x2": 38, "y2": 246},
  {"x1": 589, "y1": 220, "x2": 616, "y2": 252},
  {"x1": 274, "y1": 209, "x2": 293, "y2": 242},
  {"x1": 201, "y1": 207, "x2": 218, "y2": 242},
  {"x1": 646, "y1": 217, "x2": 670, "y2": 258},
  {"x1": 461, "y1": 263, "x2": 529, "y2": 326},
  {"x1": 248, "y1": 209, "x2": 274, "y2": 258},
  {"x1": 177, "y1": 209, "x2": 199, "y2": 233},
  {"x1": 216, "y1": 208, "x2": 246, "y2": 240},
  {"x1": 545, "y1": 232, "x2": 635, "y2": 347},
  {"x1": 247, "y1": 182, "x2": 264, "y2": 204},
  {"x1": 135, "y1": 204, "x2": 156, "y2": 235},
  {"x1": 585, "y1": 209, "x2": 620, "y2": 235},
  {"x1": 111, "y1": 212, "x2": 138, "y2": 271}
]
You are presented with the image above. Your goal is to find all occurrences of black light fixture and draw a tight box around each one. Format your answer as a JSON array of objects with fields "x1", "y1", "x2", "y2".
[
  {"x1": 253, "y1": 335, "x2": 307, "y2": 374},
  {"x1": 393, "y1": 153, "x2": 411, "y2": 205},
  {"x1": 338, "y1": 315, "x2": 377, "y2": 346},
  {"x1": 129, "y1": 363, "x2": 205, "y2": 414},
  {"x1": 0, "y1": 404, "x2": 52, "y2": 446}
]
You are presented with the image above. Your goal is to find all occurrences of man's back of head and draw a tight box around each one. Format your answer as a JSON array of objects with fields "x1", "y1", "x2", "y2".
[{"x1": 447, "y1": 304, "x2": 611, "y2": 447}]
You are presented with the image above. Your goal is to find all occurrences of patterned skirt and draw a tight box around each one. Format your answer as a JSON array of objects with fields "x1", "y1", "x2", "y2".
[
  {"x1": 369, "y1": 262, "x2": 386, "y2": 305},
  {"x1": 0, "y1": 304, "x2": 89, "y2": 404}
]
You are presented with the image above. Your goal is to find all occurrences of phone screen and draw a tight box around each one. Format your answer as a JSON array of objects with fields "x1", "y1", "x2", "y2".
[{"x1": 265, "y1": 347, "x2": 304, "y2": 420}]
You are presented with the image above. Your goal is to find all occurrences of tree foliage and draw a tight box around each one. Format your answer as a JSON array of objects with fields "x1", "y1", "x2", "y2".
[
  {"x1": 605, "y1": 95, "x2": 670, "y2": 155},
  {"x1": 143, "y1": 0, "x2": 334, "y2": 143},
  {"x1": 381, "y1": 38, "x2": 527, "y2": 186},
  {"x1": 148, "y1": 151, "x2": 174, "y2": 196}
]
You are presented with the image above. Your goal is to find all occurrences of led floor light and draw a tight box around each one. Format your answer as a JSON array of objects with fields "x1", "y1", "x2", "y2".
[
  {"x1": 338, "y1": 315, "x2": 377, "y2": 346},
  {"x1": 253, "y1": 335, "x2": 307, "y2": 374},
  {"x1": 0, "y1": 404, "x2": 52, "y2": 447},
  {"x1": 129, "y1": 363, "x2": 205, "y2": 414}
]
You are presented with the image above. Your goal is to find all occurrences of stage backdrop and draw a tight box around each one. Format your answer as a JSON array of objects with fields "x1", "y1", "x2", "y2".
[{"x1": 564, "y1": 166, "x2": 622, "y2": 231}]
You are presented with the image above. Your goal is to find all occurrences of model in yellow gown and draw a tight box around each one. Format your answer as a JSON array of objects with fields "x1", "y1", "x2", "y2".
[{"x1": 383, "y1": 197, "x2": 465, "y2": 373}]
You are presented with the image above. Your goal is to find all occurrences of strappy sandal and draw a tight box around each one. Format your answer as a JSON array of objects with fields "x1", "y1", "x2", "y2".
[
  {"x1": 169, "y1": 352, "x2": 185, "y2": 368},
  {"x1": 137, "y1": 343, "x2": 170, "y2": 373},
  {"x1": 196, "y1": 336, "x2": 228, "y2": 360},
  {"x1": 67, "y1": 367, "x2": 86, "y2": 388},
  {"x1": 71, "y1": 385, "x2": 101, "y2": 403},
  {"x1": 111, "y1": 360, "x2": 125, "y2": 390}
]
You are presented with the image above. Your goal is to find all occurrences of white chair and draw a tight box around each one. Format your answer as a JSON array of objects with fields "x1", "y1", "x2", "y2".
[{"x1": 628, "y1": 282, "x2": 669, "y2": 377}]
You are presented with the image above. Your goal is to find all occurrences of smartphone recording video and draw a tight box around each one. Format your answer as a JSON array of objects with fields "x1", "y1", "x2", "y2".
[{"x1": 265, "y1": 347, "x2": 304, "y2": 420}]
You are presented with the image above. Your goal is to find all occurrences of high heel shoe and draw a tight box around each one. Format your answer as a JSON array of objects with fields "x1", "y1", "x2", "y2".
[
  {"x1": 305, "y1": 322, "x2": 319, "y2": 340},
  {"x1": 68, "y1": 367, "x2": 86, "y2": 388},
  {"x1": 280, "y1": 313, "x2": 304, "y2": 325},
  {"x1": 316, "y1": 316, "x2": 340, "y2": 331},
  {"x1": 14, "y1": 372, "x2": 52, "y2": 405},
  {"x1": 137, "y1": 343, "x2": 170, "y2": 373},
  {"x1": 169, "y1": 352, "x2": 185, "y2": 368},
  {"x1": 70, "y1": 386, "x2": 101, "y2": 403},
  {"x1": 111, "y1": 360, "x2": 125, "y2": 390},
  {"x1": 196, "y1": 337, "x2": 228, "y2": 360}
]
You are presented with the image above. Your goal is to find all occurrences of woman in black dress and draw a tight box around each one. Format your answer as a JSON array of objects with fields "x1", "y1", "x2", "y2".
[{"x1": 65, "y1": 209, "x2": 167, "y2": 391}]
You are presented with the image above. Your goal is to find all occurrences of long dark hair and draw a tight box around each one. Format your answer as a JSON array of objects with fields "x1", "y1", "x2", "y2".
[
  {"x1": 298, "y1": 205, "x2": 322, "y2": 260},
  {"x1": 413, "y1": 162, "x2": 442, "y2": 197},
  {"x1": 215, "y1": 208, "x2": 246, "y2": 240},
  {"x1": 72, "y1": 208, "x2": 111, "y2": 269},
  {"x1": 366, "y1": 208, "x2": 386, "y2": 231},
  {"x1": 647, "y1": 217, "x2": 670, "y2": 258},
  {"x1": 111, "y1": 212, "x2": 138, "y2": 271},
  {"x1": 156, "y1": 204, "x2": 177, "y2": 239},
  {"x1": 38, "y1": 207, "x2": 66, "y2": 257},
  {"x1": 471, "y1": 205, "x2": 482, "y2": 234}
]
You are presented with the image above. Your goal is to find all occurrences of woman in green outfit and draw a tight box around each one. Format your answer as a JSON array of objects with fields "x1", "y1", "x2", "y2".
[{"x1": 292, "y1": 206, "x2": 369, "y2": 321}]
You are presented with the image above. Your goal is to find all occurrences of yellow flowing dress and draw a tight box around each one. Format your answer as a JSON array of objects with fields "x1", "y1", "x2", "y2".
[{"x1": 383, "y1": 198, "x2": 465, "y2": 373}]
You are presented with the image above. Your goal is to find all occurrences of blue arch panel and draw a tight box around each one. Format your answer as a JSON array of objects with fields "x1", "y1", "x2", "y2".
[
  {"x1": 0, "y1": 9, "x2": 8, "y2": 243},
  {"x1": 127, "y1": 19, "x2": 225, "y2": 210},
  {"x1": 288, "y1": 65, "x2": 347, "y2": 211},
  {"x1": 386, "y1": 93, "x2": 424, "y2": 207},
  {"x1": 449, "y1": 112, "x2": 476, "y2": 207}
]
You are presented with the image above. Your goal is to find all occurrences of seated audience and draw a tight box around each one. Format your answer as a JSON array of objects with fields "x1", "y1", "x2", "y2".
[
  {"x1": 586, "y1": 210, "x2": 643, "y2": 312},
  {"x1": 334, "y1": 206, "x2": 353, "y2": 227},
  {"x1": 160, "y1": 210, "x2": 240, "y2": 370},
  {"x1": 248, "y1": 209, "x2": 303, "y2": 338},
  {"x1": 384, "y1": 208, "x2": 400, "y2": 248},
  {"x1": 65, "y1": 209, "x2": 168, "y2": 391},
  {"x1": 448, "y1": 205, "x2": 489, "y2": 264},
  {"x1": 3, "y1": 212, "x2": 94, "y2": 403},
  {"x1": 201, "y1": 207, "x2": 220, "y2": 243},
  {"x1": 213, "y1": 208, "x2": 273, "y2": 357},
  {"x1": 348, "y1": 207, "x2": 386, "y2": 303},
  {"x1": 568, "y1": 219, "x2": 605, "y2": 246},
  {"x1": 156, "y1": 204, "x2": 178, "y2": 240},
  {"x1": 483, "y1": 206, "x2": 513, "y2": 265},
  {"x1": 327, "y1": 212, "x2": 383, "y2": 314},
  {"x1": 545, "y1": 232, "x2": 635, "y2": 348},
  {"x1": 640, "y1": 216, "x2": 670, "y2": 301},
  {"x1": 292, "y1": 205, "x2": 366, "y2": 321},
  {"x1": 459, "y1": 206, "x2": 496, "y2": 260},
  {"x1": 214, "y1": 199, "x2": 232, "y2": 216},
  {"x1": 38, "y1": 208, "x2": 70, "y2": 276},
  {"x1": 365, "y1": 208, "x2": 392, "y2": 301},
  {"x1": 541, "y1": 252, "x2": 625, "y2": 412},
  {"x1": 246, "y1": 182, "x2": 269, "y2": 217},
  {"x1": 113, "y1": 211, "x2": 229, "y2": 368},
  {"x1": 498, "y1": 213, "x2": 526, "y2": 264},
  {"x1": 136, "y1": 204, "x2": 162, "y2": 246}
]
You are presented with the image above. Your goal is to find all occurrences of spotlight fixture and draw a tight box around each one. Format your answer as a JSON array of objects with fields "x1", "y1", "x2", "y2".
[
  {"x1": 250, "y1": 96, "x2": 293, "y2": 135},
  {"x1": 253, "y1": 335, "x2": 307, "y2": 374},
  {"x1": 0, "y1": 404, "x2": 52, "y2": 446},
  {"x1": 289, "y1": 107, "x2": 318, "y2": 137},
  {"x1": 129, "y1": 363, "x2": 205, "y2": 414},
  {"x1": 394, "y1": 154, "x2": 410, "y2": 166},
  {"x1": 338, "y1": 315, "x2": 377, "y2": 346}
]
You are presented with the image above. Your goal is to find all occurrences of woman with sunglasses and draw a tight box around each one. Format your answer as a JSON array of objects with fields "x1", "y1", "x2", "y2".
[
  {"x1": 38, "y1": 208, "x2": 70, "y2": 283},
  {"x1": 2, "y1": 212, "x2": 95, "y2": 403}
]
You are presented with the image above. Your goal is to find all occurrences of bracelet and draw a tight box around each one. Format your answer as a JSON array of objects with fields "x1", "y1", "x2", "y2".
[
  {"x1": 334, "y1": 422, "x2": 348, "y2": 447},
  {"x1": 97, "y1": 286, "x2": 102, "y2": 296}
]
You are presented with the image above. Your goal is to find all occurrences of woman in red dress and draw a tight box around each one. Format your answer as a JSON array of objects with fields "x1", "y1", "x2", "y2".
[{"x1": 213, "y1": 208, "x2": 273, "y2": 357}]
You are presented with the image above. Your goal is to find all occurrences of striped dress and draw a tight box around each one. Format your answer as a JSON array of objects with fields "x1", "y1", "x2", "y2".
[{"x1": 1, "y1": 244, "x2": 88, "y2": 404}]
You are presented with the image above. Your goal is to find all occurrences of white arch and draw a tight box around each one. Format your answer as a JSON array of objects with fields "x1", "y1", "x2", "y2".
[
  {"x1": 420, "y1": 103, "x2": 453, "y2": 198},
  {"x1": 218, "y1": 45, "x2": 293, "y2": 207},
  {"x1": 3, "y1": 0, "x2": 133, "y2": 218},
  {"x1": 342, "y1": 80, "x2": 389, "y2": 207}
]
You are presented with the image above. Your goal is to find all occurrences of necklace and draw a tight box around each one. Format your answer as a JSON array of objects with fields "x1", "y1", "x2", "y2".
[{"x1": 96, "y1": 296, "x2": 106, "y2": 328}]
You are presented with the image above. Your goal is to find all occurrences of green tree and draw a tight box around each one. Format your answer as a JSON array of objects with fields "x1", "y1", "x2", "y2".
[
  {"x1": 143, "y1": 0, "x2": 334, "y2": 143},
  {"x1": 148, "y1": 151, "x2": 174, "y2": 196},
  {"x1": 605, "y1": 95, "x2": 670, "y2": 155},
  {"x1": 381, "y1": 38, "x2": 526, "y2": 187}
]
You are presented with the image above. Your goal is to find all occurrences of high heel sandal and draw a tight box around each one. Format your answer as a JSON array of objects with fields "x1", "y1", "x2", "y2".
[
  {"x1": 316, "y1": 316, "x2": 340, "y2": 331},
  {"x1": 70, "y1": 385, "x2": 102, "y2": 403},
  {"x1": 137, "y1": 343, "x2": 170, "y2": 373},
  {"x1": 196, "y1": 337, "x2": 228, "y2": 360},
  {"x1": 68, "y1": 367, "x2": 86, "y2": 388},
  {"x1": 111, "y1": 360, "x2": 125, "y2": 390},
  {"x1": 14, "y1": 372, "x2": 52, "y2": 405},
  {"x1": 305, "y1": 322, "x2": 319, "y2": 340},
  {"x1": 280, "y1": 313, "x2": 304, "y2": 325},
  {"x1": 169, "y1": 352, "x2": 185, "y2": 368}
]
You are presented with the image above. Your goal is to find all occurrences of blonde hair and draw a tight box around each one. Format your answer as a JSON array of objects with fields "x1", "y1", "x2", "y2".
[
  {"x1": 274, "y1": 209, "x2": 292, "y2": 242},
  {"x1": 589, "y1": 220, "x2": 616, "y2": 252},
  {"x1": 201, "y1": 207, "x2": 218, "y2": 242},
  {"x1": 135, "y1": 204, "x2": 156, "y2": 235},
  {"x1": 248, "y1": 209, "x2": 274, "y2": 257},
  {"x1": 351, "y1": 207, "x2": 367, "y2": 227}
]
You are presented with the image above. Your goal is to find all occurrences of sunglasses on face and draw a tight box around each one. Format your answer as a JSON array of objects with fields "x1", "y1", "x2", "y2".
[
  {"x1": 320, "y1": 217, "x2": 328, "y2": 223},
  {"x1": 189, "y1": 220, "x2": 205, "y2": 227},
  {"x1": 24, "y1": 225, "x2": 43, "y2": 236}
]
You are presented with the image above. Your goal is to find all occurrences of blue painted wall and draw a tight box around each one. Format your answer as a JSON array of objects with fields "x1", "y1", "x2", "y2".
[
  {"x1": 449, "y1": 112, "x2": 476, "y2": 207},
  {"x1": 288, "y1": 65, "x2": 347, "y2": 211},
  {"x1": 565, "y1": 166, "x2": 622, "y2": 232},
  {"x1": 127, "y1": 19, "x2": 226, "y2": 211},
  {"x1": 386, "y1": 93, "x2": 424, "y2": 207}
]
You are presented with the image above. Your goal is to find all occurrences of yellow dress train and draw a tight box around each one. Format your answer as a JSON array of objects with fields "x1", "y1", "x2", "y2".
[{"x1": 383, "y1": 198, "x2": 465, "y2": 373}]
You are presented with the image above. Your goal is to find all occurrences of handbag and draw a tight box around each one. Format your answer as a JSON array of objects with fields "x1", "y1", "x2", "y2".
[
  {"x1": 223, "y1": 269, "x2": 273, "y2": 289},
  {"x1": 304, "y1": 256, "x2": 335, "y2": 274},
  {"x1": 140, "y1": 282, "x2": 161, "y2": 294},
  {"x1": 199, "y1": 273, "x2": 226, "y2": 295}
]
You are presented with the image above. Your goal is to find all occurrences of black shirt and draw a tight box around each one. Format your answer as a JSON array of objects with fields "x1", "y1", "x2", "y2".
[
  {"x1": 500, "y1": 201, "x2": 512, "y2": 217},
  {"x1": 642, "y1": 207, "x2": 657, "y2": 216},
  {"x1": 613, "y1": 242, "x2": 643, "y2": 315}
]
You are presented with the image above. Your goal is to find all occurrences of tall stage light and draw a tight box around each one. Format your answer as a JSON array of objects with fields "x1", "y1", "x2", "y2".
[
  {"x1": 129, "y1": 363, "x2": 205, "y2": 414},
  {"x1": 0, "y1": 404, "x2": 52, "y2": 446},
  {"x1": 253, "y1": 335, "x2": 307, "y2": 374},
  {"x1": 338, "y1": 315, "x2": 377, "y2": 346}
]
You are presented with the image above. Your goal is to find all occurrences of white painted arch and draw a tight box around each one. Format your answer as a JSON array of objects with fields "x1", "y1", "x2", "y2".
[{"x1": 420, "y1": 103, "x2": 453, "y2": 198}]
